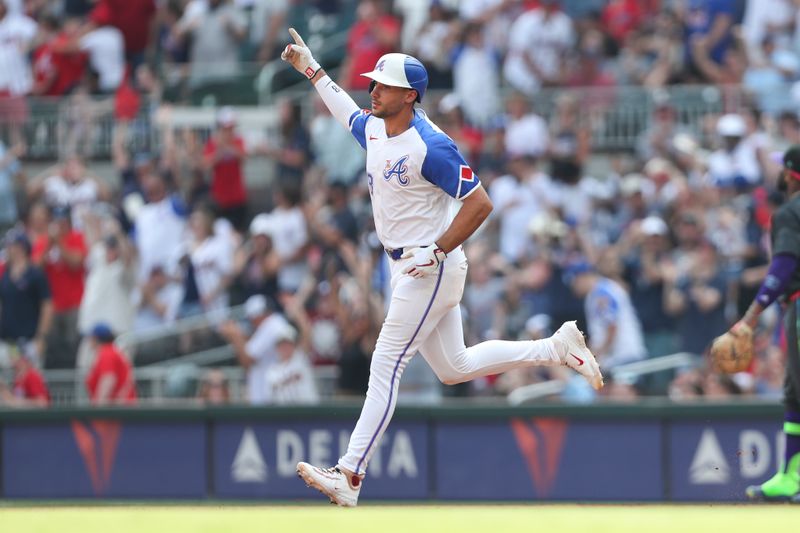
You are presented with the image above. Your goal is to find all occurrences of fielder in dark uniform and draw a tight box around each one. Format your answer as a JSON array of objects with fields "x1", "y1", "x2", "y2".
[{"x1": 744, "y1": 145, "x2": 800, "y2": 501}]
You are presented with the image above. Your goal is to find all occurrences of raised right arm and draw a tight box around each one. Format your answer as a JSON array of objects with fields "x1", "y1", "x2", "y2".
[{"x1": 280, "y1": 28, "x2": 361, "y2": 131}]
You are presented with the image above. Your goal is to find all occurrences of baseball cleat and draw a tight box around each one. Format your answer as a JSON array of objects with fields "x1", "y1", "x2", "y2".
[
  {"x1": 296, "y1": 462, "x2": 362, "y2": 507},
  {"x1": 746, "y1": 471, "x2": 800, "y2": 502},
  {"x1": 553, "y1": 321, "x2": 604, "y2": 390},
  {"x1": 746, "y1": 484, "x2": 794, "y2": 502}
]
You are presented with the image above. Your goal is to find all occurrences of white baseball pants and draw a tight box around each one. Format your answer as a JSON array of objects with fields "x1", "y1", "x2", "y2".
[{"x1": 338, "y1": 248, "x2": 562, "y2": 476}]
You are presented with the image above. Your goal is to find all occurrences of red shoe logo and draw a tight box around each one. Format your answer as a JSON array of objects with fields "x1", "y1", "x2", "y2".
[
  {"x1": 369, "y1": 135, "x2": 378, "y2": 140},
  {"x1": 570, "y1": 353, "x2": 584, "y2": 366}
]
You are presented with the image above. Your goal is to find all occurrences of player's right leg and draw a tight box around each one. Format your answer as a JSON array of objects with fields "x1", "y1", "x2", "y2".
[
  {"x1": 419, "y1": 308, "x2": 603, "y2": 390},
  {"x1": 747, "y1": 300, "x2": 800, "y2": 502}
]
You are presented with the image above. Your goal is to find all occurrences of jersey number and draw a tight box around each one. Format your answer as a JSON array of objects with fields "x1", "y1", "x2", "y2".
[{"x1": 383, "y1": 155, "x2": 410, "y2": 186}]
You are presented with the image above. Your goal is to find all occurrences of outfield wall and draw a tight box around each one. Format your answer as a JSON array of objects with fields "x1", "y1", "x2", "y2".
[{"x1": 0, "y1": 401, "x2": 784, "y2": 502}]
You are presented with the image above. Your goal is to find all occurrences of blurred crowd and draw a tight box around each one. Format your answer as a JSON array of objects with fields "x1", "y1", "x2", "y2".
[
  {"x1": 6, "y1": 1, "x2": 800, "y2": 116},
  {"x1": 1, "y1": 0, "x2": 800, "y2": 406}
]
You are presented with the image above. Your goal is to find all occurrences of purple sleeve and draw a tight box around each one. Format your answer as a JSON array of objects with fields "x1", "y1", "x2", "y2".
[{"x1": 755, "y1": 254, "x2": 799, "y2": 307}]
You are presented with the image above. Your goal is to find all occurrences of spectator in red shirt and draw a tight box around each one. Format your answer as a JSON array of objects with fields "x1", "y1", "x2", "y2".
[
  {"x1": 338, "y1": 0, "x2": 400, "y2": 90},
  {"x1": 85, "y1": 323, "x2": 137, "y2": 405},
  {"x1": 32, "y1": 205, "x2": 88, "y2": 369},
  {"x1": 601, "y1": 0, "x2": 647, "y2": 45},
  {"x1": 0, "y1": 348, "x2": 50, "y2": 407},
  {"x1": 31, "y1": 16, "x2": 88, "y2": 97},
  {"x1": 203, "y1": 107, "x2": 248, "y2": 231},
  {"x1": 87, "y1": 0, "x2": 156, "y2": 69}
]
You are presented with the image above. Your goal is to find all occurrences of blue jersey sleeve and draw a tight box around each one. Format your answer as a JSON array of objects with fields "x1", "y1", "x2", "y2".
[
  {"x1": 348, "y1": 110, "x2": 371, "y2": 150},
  {"x1": 590, "y1": 286, "x2": 619, "y2": 324},
  {"x1": 420, "y1": 135, "x2": 480, "y2": 200}
]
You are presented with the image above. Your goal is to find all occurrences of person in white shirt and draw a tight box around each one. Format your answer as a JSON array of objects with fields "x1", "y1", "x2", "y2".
[
  {"x1": 741, "y1": 0, "x2": 794, "y2": 64},
  {"x1": 0, "y1": 0, "x2": 35, "y2": 145},
  {"x1": 134, "y1": 264, "x2": 183, "y2": 332},
  {"x1": 219, "y1": 294, "x2": 290, "y2": 405},
  {"x1": 503, "y1": 0, "x2": 574, "y2": 95},
  {"x1": 457, "y1": 0, "x2": 515, "y2": 56},
  {"x1": 269, "y1": 183, "x2": 309, "y2": 294},
  {"x1": 707, "y1": 113, "x2": 764, "y2": 188},
  {"x1": 77, "y1": 231, "x2": 136, "y2": 369},
  {"x1": 503, "y1": 92, "x2": 549, "y2": 159},
  {"x1": 0, "y1": 0, "x2": 36, "y2": 97},
  {"x1": 393, "y1": 0, "x2": 431, "y2": 55},
  {"x1": 132, "y1": 172, "x2": 187, "y2": 332},
  {"x1": 489, "y1": 155, "x2": 555, "y2": 263},
  {"x1": 28, "y1": 156, "x2": 108, "y2": 230},
  {"x1": 79, "y1": 26, "x2": 125, "y2": 93},
  {"x1": 452, "y1": 21, "x2": 501, "y2": 129},
  {"x1": 182, "y1": 206, "x2": 234, "y2": 314},
  {"x1": 133, "y1": 172, "x2": 187, "y2": 283},
  {"x1": 566, "y1": 262, "x2": 647, "y2": 369},
  {"x1": 263, "y1": 324, "x2": 319, "y2": 404}
]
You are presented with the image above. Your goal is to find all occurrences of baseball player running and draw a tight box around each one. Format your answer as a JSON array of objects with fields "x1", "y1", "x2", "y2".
[
  {"x1": 281, "y1": 28, "x2": 603, "y2": 507},
  {"x1": 743, "y1": 146, "x2": 800, "y2": 502}
]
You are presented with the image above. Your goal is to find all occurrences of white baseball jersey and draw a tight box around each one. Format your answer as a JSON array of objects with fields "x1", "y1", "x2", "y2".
[
  {"x1": 347, "y1": 108, "x2": 481, "y2": 249},
  {"x1": 312, "y1": 73, "x2": 568, "y2": 481},
  {"x1": 264, "y1": 350, "x2": 319, "y2": 405}
]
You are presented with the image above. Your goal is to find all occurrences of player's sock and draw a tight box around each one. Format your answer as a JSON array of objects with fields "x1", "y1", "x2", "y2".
[{"x1": 760, "y1": 412, "x2": 800, "y2": 498}]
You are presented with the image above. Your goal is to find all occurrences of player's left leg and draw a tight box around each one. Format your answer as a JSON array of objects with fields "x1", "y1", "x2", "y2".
[
  {"x1": 298, "y1": 255, "x2": 467, "y2": 506},
  {"x1": 748, "y1": 300, "x2": 800, "y2": 502},
  {"x1": 418, "y1": 305, "x2": 602, "y2": 390}
]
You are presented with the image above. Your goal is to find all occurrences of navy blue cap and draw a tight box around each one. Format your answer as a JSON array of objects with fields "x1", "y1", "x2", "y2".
[
  {"x1": 5, "y1": 230, "x2": 31, "y2": 255},
  {"x1": 562, "y1": 261, "x2": 595, "y2": 285},
  {"x1": 91, "y1": 323, "x2": 115, "y2": 343}
]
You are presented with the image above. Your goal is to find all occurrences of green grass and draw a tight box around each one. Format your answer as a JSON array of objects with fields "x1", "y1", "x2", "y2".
[{"x1": 1, "y1": 504, "x2": 799, "y2": 533}]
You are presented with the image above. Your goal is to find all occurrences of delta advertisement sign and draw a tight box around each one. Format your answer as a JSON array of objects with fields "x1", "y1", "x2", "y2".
[
  {"x1": 213, "y1": 421, "x2": 429, "y2": 499},
  {"x1": 213, "y1": 418, "x2": 663, "y2": 501},
  {"x1": 669, "y1": 420, "x2": 783, "y2": 501},
  {"x1": 0, "y1": 416, "x2": 785, "y2": 501},
  {"x1": 435, "y1": 418, "x2": 663, "y2": 500}
]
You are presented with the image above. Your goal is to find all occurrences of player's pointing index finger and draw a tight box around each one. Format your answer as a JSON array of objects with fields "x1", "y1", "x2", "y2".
[{"x1": 288, "y1": 28, "x2": 307, "y2": 47}]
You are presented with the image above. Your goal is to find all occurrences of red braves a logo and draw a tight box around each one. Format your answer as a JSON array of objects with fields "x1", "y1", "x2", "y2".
[
  {"x1": 383, "y1": 155, "x2": 410, "y2": 186},
  {"x1": 510, "y1": 418, "x2": 568, "y2": 498}
]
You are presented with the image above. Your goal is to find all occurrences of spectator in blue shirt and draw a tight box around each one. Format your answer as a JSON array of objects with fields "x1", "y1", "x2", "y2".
[
  {"x1": 683, "y1": 0, "x2": 738, "y2": 81},
  {"x1": 0, "y1": 231, "x2": 52, "y2": 364}
]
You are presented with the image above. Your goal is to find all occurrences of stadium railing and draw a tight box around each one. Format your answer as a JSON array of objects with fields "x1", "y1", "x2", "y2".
[
  {"x1": 507, "y1": 352, "x2": 697, "y2": 405},
  {"x1": 39, "y1": 303, "x2": 341, "y2": 406},
  {"x1": 12, "y1": 82, "x2": 753, "y2": 161}
]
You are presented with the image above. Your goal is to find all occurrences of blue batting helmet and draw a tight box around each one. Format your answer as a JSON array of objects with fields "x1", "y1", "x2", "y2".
[{"x1": 362, "y1": 53, "x2": 428, "y2": 103}]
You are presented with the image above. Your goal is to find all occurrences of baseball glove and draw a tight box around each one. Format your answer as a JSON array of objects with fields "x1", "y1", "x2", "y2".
[{"x1": 709, "y1": 322, "x2": 754, "y2": 373}]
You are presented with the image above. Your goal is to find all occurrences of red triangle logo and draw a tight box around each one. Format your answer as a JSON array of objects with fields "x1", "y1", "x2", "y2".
[
  {"x1": 510, "y1": 417, "x2": 568, "y2": 497},
  {"x1": 71, "y1": 419, "x2": 122, "y2": 496}
]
